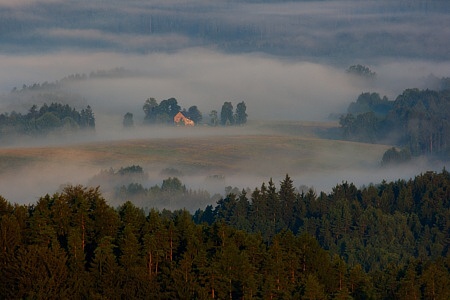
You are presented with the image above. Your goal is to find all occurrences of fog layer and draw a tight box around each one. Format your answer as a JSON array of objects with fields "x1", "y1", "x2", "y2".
[{"x1": 2, "y1": 50, "x2": 450, "y2": 123}]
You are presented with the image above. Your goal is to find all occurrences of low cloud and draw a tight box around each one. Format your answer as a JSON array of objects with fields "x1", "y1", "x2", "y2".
[
  {"x1": 0, "y1": 0, "x2": 61, "y2": 7},
  {"x1": 44, "y1": 28, "x2": 193, "y2": 52},
  {"x1": 1, "y1": 50, "x2": 450, "y2": 123}
]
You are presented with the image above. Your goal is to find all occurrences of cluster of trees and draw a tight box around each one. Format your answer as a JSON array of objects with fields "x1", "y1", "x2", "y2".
[
  {"x1": 116, "y1": 177, "x2": 213, "y2": 212},
  {"x1": 88, "y1": 166, "x2": 214, "y2": 211},
  {"x1": 346, "y1": 64, "x2": 376, "y2": 79},
  {"x1": 142, "y1": 97, "x2": 202, "y2": 125},
  {"x1": 1, "y1": 170, "x2": 449, "y2": 298},
  {"x1": 211, "y1": 101, "x2": 248, "y2": 126},
  {"x1": 88, "y1": 165, "x2": 148, "y2": 190},
  {"x1": 141, "y1": 97, "x2": 247, "y2": 127},
  {"x1": 0, "y1": 102, "x2": 95, "y2": 138},
  {"x1": 340, "y1": 89, "x2": 450, "y2": 158},
  {"x1": 381, "y1": 147, "x2": 412, "y2": 166},
  {"x1": 143, "y1": 97, "x2": 188, "y2": 125}
]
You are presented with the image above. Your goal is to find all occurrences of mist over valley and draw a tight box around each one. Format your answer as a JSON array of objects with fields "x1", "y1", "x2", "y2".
[{"x1": 0, "y1": 0, "x2": 449, "y2": 210}]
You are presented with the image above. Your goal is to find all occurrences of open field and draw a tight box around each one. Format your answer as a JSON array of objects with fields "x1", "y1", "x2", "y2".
[
  {"x1": 2, "y1": 121, "x2": 439, "y2": 209},
  {"x1": 0, "y1": 129, "x2": 389, "y2": 177}
]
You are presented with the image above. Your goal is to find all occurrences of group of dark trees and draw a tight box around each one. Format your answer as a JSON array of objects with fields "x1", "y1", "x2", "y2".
[
  {"x1": 346, "y1": 64, "x2": 376, "y2": 79},
  {"x1": 0, "y1": 102, "x2": 95, "y2": 138},
  {"x1": 142, "y1": 97, "x2": 203, "y2": 126},
  {"x1": 339, "y1": 88, "x2": 450, "y2": 160},
  {"x1": 88, "y1": 165, "x2": 148, "y2": 194},
  {"x1": 214, "y1": 101, "x2": 248, "y2": 126},
  {"x1": 141, "y1": 97, "x2": 247, "y2": 127},
  {"x1": 88, "y1": 166, "x2": 213, "y2": 211},
  {"x1": 143, "y1": 97, "x2": 186, "y2": 125},
  {"x1": 115, "y1": 177, "x2": 213, "y2": 212},
  {"x1": 380, "y1": 147, "x2": 412, "y2": 166},
  {"x1": 1, "y1": 170, "x2": 449, "y2": 299}
]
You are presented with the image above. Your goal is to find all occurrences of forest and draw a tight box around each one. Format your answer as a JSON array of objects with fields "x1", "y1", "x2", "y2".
[
  {"x1": 339, "y1": 88, "x2": 450, "y2": 159},
  {"x1": 1, "y1": 170, "x2": 449, "y2": 299}
]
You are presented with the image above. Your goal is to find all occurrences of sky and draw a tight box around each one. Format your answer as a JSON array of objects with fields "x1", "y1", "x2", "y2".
[{"x1": 0, "y1": 0, "x2": 449, "y2": 207}]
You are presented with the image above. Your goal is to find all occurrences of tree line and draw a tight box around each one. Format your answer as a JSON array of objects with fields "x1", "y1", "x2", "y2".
[
  {"x1": 10, "y1": 68, "x2": 129, "y2": 92},
  {"x1": 140, "y1": 97, "x2": 247, "y2": 127},
  {"x1": 1, "y1": 170, "x2": 449, "y2": 299},
  {"x1": 339, "y1": 88, "x2": 450, "y2": 159},
  {"x1": 0, "y1": 102, "x2": 95, "y2": 139}
]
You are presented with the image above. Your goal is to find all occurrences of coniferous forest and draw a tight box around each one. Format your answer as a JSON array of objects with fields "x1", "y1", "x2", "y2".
[{"x1": 1, "y1": 170, "x2": 449, "y2": 299}]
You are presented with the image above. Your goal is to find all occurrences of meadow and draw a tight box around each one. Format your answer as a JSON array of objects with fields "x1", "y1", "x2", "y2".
[
  {"x1": 0, "y1": 121, "x2": 396, "y2": 207},
  {"x1": 0, "y1": 122, "x2": 390, "y2": 174}
]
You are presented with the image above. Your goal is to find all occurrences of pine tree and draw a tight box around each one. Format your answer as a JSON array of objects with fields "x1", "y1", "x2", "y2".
[
  {"x1": 220, "y1": 102, "x2": 234, "y2": 125},
  {"x1": 235, "y1": 101, "x2": 248, "y2": 125},
  {"x1": 279, "y1": 174, "x2": 297, "y2": 230},
  {"x1": 89, "y1": 236, "x2": 121, "y2": 298},
  {"x1": 303, "y1": 274, "x2": 327, "y2": 300}
]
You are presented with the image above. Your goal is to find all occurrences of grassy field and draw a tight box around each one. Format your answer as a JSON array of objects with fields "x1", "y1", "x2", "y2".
[
  {"x1": 0, "y1": 122, "x2": 395, "y2": 206},
  {"x1": 0, "y1": 123, "x2": 390, "y2": 176}
]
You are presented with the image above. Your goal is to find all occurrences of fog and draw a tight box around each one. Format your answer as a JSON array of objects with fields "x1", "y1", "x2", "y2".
[
  {"x1": 0, "y1": 135, "x2": 447, "y2": 211},
  {"x1": 2, "y1": 50, "x2": 450, "y2": 122},
  {"x1": 0, "y1": 0, "x2": 449, "y2": 209}
]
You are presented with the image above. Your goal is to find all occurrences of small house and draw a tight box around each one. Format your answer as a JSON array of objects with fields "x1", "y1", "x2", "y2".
[{"x1": 174, "y1": 112, "x2": 194, "y2": 126}]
